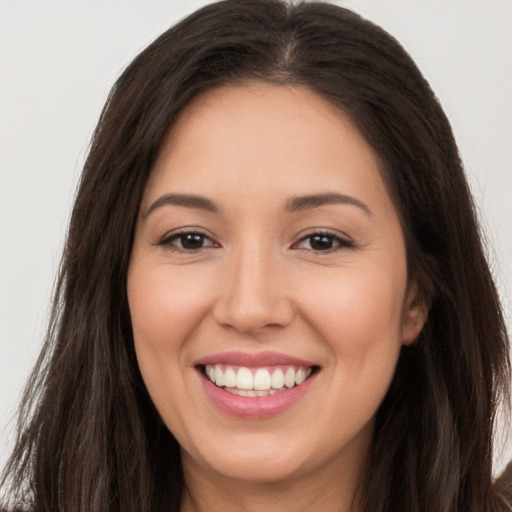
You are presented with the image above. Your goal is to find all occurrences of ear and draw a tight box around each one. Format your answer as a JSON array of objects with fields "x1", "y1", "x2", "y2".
[{"x1": 401, "y1": 280, "x2": 429, "y2": 346}]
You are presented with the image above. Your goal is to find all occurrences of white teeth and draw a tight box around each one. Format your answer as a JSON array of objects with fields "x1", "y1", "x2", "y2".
[
  {"x1": 295, "y1": 368, "x2": 306, "y2": 385},
  {"x1": 214, "y1": 365, "x2": 224, "y2": 387},
  {"x1": 237, "y1": 367, "x2": 254, "y2": 390},
  {"x1": 253, "y1": 369, "x2": 271, "y2": 390},
  {"x1": 204, "y1": 363, "x2": 314, "y2": 395},
  {"x1": 284, "y1": 368, "x2": 296, "y2": 388},
  {"x1": 271, "y1": 368, "x2": 285, "y2": 389},
  {"x1": 226, "y1": 388, "x2": 277, "y2": 397},
  {"x1": 224, "y1": 367, "x2": 237, "y2": 388}
]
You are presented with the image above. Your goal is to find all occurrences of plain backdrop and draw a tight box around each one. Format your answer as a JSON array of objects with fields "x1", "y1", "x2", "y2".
[{"x1": 1, "y1": 0, "x2": 511, "y2": 473}]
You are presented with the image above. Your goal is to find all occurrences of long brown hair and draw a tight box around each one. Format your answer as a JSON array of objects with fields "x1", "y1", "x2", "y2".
[{"x1": 2, "y1": 1, "x2": 510, "y2": 510}]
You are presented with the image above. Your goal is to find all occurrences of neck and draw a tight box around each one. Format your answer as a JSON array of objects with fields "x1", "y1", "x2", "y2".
[{"x1": 180, "y1": 446, "x2": 367, "y2": 512}]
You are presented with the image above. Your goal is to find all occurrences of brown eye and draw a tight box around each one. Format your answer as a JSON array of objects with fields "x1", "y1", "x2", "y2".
[
  {"x1": 177, "y1": 233, "x2": 207, "y2": 249},
  {"x1": 308, "y1": 234, "x2": 336, "y2": 251},
  {"x1": 159, "y1": 231, "x2": 217, "y2": 251},
  {"x1": 294, "y1": 232, "x2": 353, "y2": 252}
]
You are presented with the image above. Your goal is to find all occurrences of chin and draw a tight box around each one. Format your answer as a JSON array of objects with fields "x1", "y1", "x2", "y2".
[{"x1": 179, "y1": 429, "x2": 314, "y2": 481}]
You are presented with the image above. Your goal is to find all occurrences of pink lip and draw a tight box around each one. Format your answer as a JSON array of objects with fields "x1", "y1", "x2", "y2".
[
  {"x1": 195, "y1": 351, "x2": 319, "y2": 419},
  {"x1": 194, "y1": 350, "x2": 316, "y2": 368},
  {"x1": 200, "y1": 371, "x2": 317, "y2": 419}
]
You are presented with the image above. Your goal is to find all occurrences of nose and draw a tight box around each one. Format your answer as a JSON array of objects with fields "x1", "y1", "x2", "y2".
[{"x1": 212, "y1": 244, "x2": 294, "y2": 334}]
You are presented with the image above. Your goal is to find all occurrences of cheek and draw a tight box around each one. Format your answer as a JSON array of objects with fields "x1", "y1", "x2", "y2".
[
  {"x1": 297, "y1": 262, "x2": 406, "y2": 387},
  {"x1": 128, "y1": 263, "x2": 212, "y2": 354},
  {"x1": 127, "y1": 261, "x2": 215, "y2": 437},
  {"x1": 303, "y1": 265, "x2": 405, "y2": 340},
  {"x1": 299, "y1": 267, "x2": 406, "y2": 433}
]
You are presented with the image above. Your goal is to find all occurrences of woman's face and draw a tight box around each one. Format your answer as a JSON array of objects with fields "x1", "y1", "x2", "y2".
[{"x1": 128, "y1": 83, "x2": 425, "y2": 487}]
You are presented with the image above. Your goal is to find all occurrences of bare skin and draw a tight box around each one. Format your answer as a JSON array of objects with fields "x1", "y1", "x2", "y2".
[{"x1": 128, "y1": 83, "x2": 427, "y2": 512}]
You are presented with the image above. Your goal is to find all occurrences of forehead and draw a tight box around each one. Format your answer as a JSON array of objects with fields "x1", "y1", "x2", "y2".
[{"x1": 144, "y1": 83, "x2": 392, "y2": 215}]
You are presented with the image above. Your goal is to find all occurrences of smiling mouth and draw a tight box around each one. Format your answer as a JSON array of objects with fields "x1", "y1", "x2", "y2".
[{"x1": 201, "y1": 364, "x2": 317, "y2": 397}]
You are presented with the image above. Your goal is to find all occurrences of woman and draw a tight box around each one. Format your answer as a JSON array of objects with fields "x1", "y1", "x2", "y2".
[{"x1": 1, "y1": 0, "x2": 510, "y2": 510}]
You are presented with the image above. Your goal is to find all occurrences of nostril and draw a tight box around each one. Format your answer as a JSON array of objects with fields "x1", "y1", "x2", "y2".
[{"x1": 212, "y1": 299, "x2": 295, "y2": 334}]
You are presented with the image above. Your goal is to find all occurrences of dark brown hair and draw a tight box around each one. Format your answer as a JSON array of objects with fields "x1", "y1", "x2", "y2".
[{"x1": 2, "y1": 1, "x2": 510, "y2": 511}]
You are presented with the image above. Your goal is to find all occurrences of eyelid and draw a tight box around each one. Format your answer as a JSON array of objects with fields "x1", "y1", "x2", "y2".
[
  {"x1": 153, "y1": 226, "x2": 353, "y2": 253},
  {"x1": 154, "y1": 227, "x2": 220, "y2": 252},
  {"x1": 291, "y1": 228, "x2": 354, "y2": 252}
]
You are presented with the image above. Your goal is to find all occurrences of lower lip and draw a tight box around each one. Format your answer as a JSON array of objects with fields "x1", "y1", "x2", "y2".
[{"x1": 200, "y1": 370, "x2": 317, "y2": 419}]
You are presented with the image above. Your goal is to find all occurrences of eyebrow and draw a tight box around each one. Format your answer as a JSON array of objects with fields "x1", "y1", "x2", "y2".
[
  {"x1": 285, "y1": 193, "x2": 372, "y2": 216},
  {"x1": 143, "y1": 191, "x2": 372, "y2": 219},
  {"x1": 143, "y1": 193, "x2": 220, "y2": 219}
]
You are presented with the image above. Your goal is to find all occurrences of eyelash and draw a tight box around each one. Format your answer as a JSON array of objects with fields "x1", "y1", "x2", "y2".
[
  {"x1": 156, "y1": 229, "x2": 354, "y2": 253},
  {"x1": 292, "y1": 230, "x2": 354, "y2": 253},
  {"x1": 157, "y1": 230, "x2": 217, "y2": 253}
]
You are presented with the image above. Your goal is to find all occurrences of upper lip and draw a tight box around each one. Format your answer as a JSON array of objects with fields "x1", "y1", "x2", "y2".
[{"x1": 194, "y1": 351, "x2": 317, "y2": 368}]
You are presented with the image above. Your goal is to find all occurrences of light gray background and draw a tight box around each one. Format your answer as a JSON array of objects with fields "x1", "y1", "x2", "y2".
[{"x1": 1, "y1": 0, "x2": 511, "y2": 473}]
